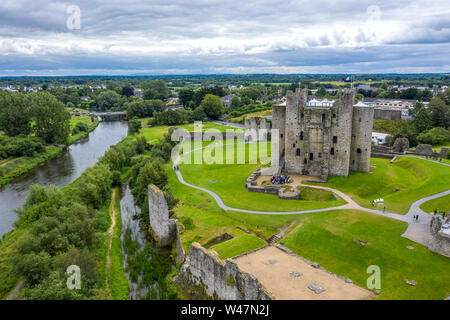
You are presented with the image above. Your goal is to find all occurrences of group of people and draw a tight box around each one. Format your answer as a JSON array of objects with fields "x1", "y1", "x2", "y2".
[
  {"x1": 413, "y1": 215, "x2": 420, "y2": 221},
  {"x1": 270, "y1": 175, "x2": 293, "y2": 185},
  {"x1": 434, "y1": 209, "x2": 447, "y2": 219}
]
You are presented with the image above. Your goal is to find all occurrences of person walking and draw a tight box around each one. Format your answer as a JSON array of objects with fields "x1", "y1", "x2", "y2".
[
  {"x1": 382, "y1": 206, "x2": 386, "y2": 214},
  {"x1": 434, "y1": 209, "x2": 437, "y2": 215}
]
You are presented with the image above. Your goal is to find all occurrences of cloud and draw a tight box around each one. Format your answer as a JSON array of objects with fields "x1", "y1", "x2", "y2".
[{"x1": 0, "y1": 0, "x2": 449, "y2": 75}]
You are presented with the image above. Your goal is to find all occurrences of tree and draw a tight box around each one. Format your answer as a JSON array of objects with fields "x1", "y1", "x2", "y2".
[
  {"x1": 96, "y1": 90, "x2": 119, "y2": 111},
  {"x1": 199, "y1": 94, "x2": 224, "y2": 120},
  {"x1": 128, "y1": 117, "x2": 142, "y2": 135},
  {"x1": 316, "y1": 87, "x2": 327, "y2": 97},
  {"x1": 428, "y1": 97, "x2": 450, "y2": 128},
  {"x1": 417, "y1": 127, "x2": 450, "y2": 145},
  {"x1": 142, "y1": 80, "x2": 170, "y2": 100},
  {"x1": 230, "y1": 96, "x2": 242, "y2": 110},
  {"x1": 121, "y1": 86, "x2": 134, "y2": 98},
  {"x1": 126, "y1": 99, "x2": 164, "y2": 119},
  {"x1": 178, "y1": 88, "x2": 194, "y2": 107},
  {"x1": 0, "y1": 92, "x2": 32, "y2": 136},
  {"x1": 30, "y1": 92, "x2": 71, "y2": 144},
  {"x1": 413, "y1": 107, "x2": 433, "y2": 134}
]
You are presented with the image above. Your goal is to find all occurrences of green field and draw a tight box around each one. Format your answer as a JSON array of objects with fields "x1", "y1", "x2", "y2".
[
  {"x1": 419, "y1": 194, "x2": 450, "y2": 214},
  {"x1": 210, "y1": 229, "x2": 266, "y2": 259},
  {"x1": 178, "y1": 142, "x2": 346, "y2": 212},
  {"x1": 307, "y1": 157, "x2": 450, "y2": 214},
  {"x1": 132, "y1": 120, "x2": 240, "y2": 142},
  {"x1": 282, "y1": 209, "x2": 450, "y2": 300}
]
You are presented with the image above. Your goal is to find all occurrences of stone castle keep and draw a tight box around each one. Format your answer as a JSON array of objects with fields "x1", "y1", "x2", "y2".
[{"x1": 272, "y1": 88, "x2": 374, "y2": 180}]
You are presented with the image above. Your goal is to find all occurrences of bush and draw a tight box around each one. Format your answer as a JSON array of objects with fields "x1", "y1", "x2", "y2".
[
  {"x1": 111, "y1": 170, "x2": 122, "y2": 187},
  {"x1": 417, "y1": 127, "x2": 450, "y2": 145},
  {"x1": 75, "y1": 122, "x2": 89, "y2": 132},
  {"x1": 0, "y1": 135, "x2": 45, "y2": 159}
]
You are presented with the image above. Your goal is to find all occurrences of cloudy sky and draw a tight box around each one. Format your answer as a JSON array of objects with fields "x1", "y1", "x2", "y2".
[{"x1": 0, "y1": 0, "x2": 449, "y2": 75}]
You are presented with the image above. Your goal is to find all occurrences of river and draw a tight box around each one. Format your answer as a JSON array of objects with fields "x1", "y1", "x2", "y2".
[{"x1": 0, "y1": 121, "x2": 128, "y2": 238}]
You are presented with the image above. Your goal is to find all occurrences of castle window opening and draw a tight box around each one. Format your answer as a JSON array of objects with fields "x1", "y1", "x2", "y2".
[
  {"x1": 296, "y1": 148, "x2": 301, "y2": 156},
  {"x1": 330, "y1": 147, "x2": 334, "y2": 155},
  {"x1": 304, "y1": 158, "x2": 307, "y2": 164},
  {"x1": 322, "y1": 113, "x2": 325, "y2": 122},
  {"x1": 357, "y1": 148, "x2": 362, "y2": 154},
  {"x1": 309, "y1": 153, "x2": 313, "y2": 160},
  {"x1": 333, "y1": 136, "x2": 337, "y2": 144},
  {"x1": 319, "y1": 152, "x2": 322, "y2": 158},
  {"x1": 300, "y1": 131, "x2": 303, "y2": 140}
]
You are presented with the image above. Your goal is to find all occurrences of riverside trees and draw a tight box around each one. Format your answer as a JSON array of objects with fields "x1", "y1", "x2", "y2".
[{"x1": 0, "y1": 91, "x2": 71, "y2": 144}]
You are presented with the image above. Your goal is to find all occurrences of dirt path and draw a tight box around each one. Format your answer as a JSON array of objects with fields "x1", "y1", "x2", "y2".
[{"x1": 105, "y1": 189, "x2": 117, "y2": 292}]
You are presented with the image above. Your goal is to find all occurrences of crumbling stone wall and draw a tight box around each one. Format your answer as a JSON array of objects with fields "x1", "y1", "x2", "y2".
[
  {"x1": 373, "y1": 108, "x2": 402, "y2": 120},
  {"x1": 175, "y1": 242, "x2": 273, "y2": 300},
  {"x1": 392, "y1": 138, "x2": 410, "y2": 153},
  {"x1": 415, "y1": 144, "x2": 433, "y2": 156},
  {"x1": 428, "y1": 216, "x2": 450, "y2": 257},
  {"x1": 245, "y1": 116, "x2": 270, "y2": 141},
  {"x1": 148, "y1": 184, "x2": 177, "y2": 247}
]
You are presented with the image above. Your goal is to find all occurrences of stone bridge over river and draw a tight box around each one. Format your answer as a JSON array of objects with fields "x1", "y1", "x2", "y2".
[{"x1": 93, "y1": 111, "x2": 127, "y2": 121}]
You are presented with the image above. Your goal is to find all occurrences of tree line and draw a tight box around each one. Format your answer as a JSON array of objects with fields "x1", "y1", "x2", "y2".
[{"x1": 0, "y1": 91, "x2": 71, "y2": 144}]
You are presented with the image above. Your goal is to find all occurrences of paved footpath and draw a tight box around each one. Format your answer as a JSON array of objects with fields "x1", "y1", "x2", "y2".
[{"x1": 173, "y1": 143, "x2": 450, "y2": 247}]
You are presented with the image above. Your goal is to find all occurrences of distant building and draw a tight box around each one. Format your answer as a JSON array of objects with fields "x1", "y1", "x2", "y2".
[
  {"x1": 221, "y1": 94, "x2": 238, "y2": 108},
  {"x1": 81, "y1": 96, "x2": 92, "y2": 101},
  {"x1": 134, "y1": 89, "x2": 143, "y2": 99},
  {"x1": 164, "y1": 104, "x2": 184, "y2": 111},
  {"x1": 363, "y1": 98, "x2": 414, "y2": 110},
  {"x1": 357, "y1": 84, "x2": 371, "y2": 91},
  {"x1": 167, "y1": 98, "x2": 180, "y2": 105}
]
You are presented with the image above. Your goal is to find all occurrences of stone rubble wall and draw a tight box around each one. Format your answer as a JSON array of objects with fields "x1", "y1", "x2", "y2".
[
  {"x1": 245, "y1": 169, "x2": 300, "y2": 199},
  {"x1": 148, "y1": 184, "x2": 178, "y2": 247},
  {"x1": 428, "y1": 216, "x2": 450, "y2": 258},
  {"x1": 373, "y1": 108, "x2": 402, "y2": 120},
  {"x1": 175, "y1": 242, "x2": 273, "y2": 300}
]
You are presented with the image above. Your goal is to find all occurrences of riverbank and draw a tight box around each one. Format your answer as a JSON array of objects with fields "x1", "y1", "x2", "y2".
[{"x1": 0, "y1": 118, "x2": 99, "y2": 189}]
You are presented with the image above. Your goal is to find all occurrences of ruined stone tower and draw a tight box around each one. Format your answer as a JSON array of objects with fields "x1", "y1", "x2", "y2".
[{"x1": 271, "y1": 88, "x2": 374, "y2": 180}]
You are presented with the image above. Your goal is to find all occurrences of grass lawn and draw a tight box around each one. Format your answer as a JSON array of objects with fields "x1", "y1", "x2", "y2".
[
  {"x1": 282, "y1": 209, "x2": 450, "y2": 300},
  {"x1": 178, "y1": 142, "x2": 346, "y2": 212},
  {"x1": 298, "y1": 186, "x2": 338, "y2": 201},
  {"x1": 420, "y1": 194, "x2": 450, "y2": 214},
  {"x1": 68, "y1": 117, "x2": 99, "y2": 144},
  {"x1": 306, "y1": 157, "x2": 450, "y2": 214},
  {"x1": 131, "y1": 121, "x2": 240, "y2": 143},
  {"x1": 210, "y1": 229, "x2": 266, "y2": 260},
  {"x1": 167, "y1": 163, "x2": 297, "y2": 251}
]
